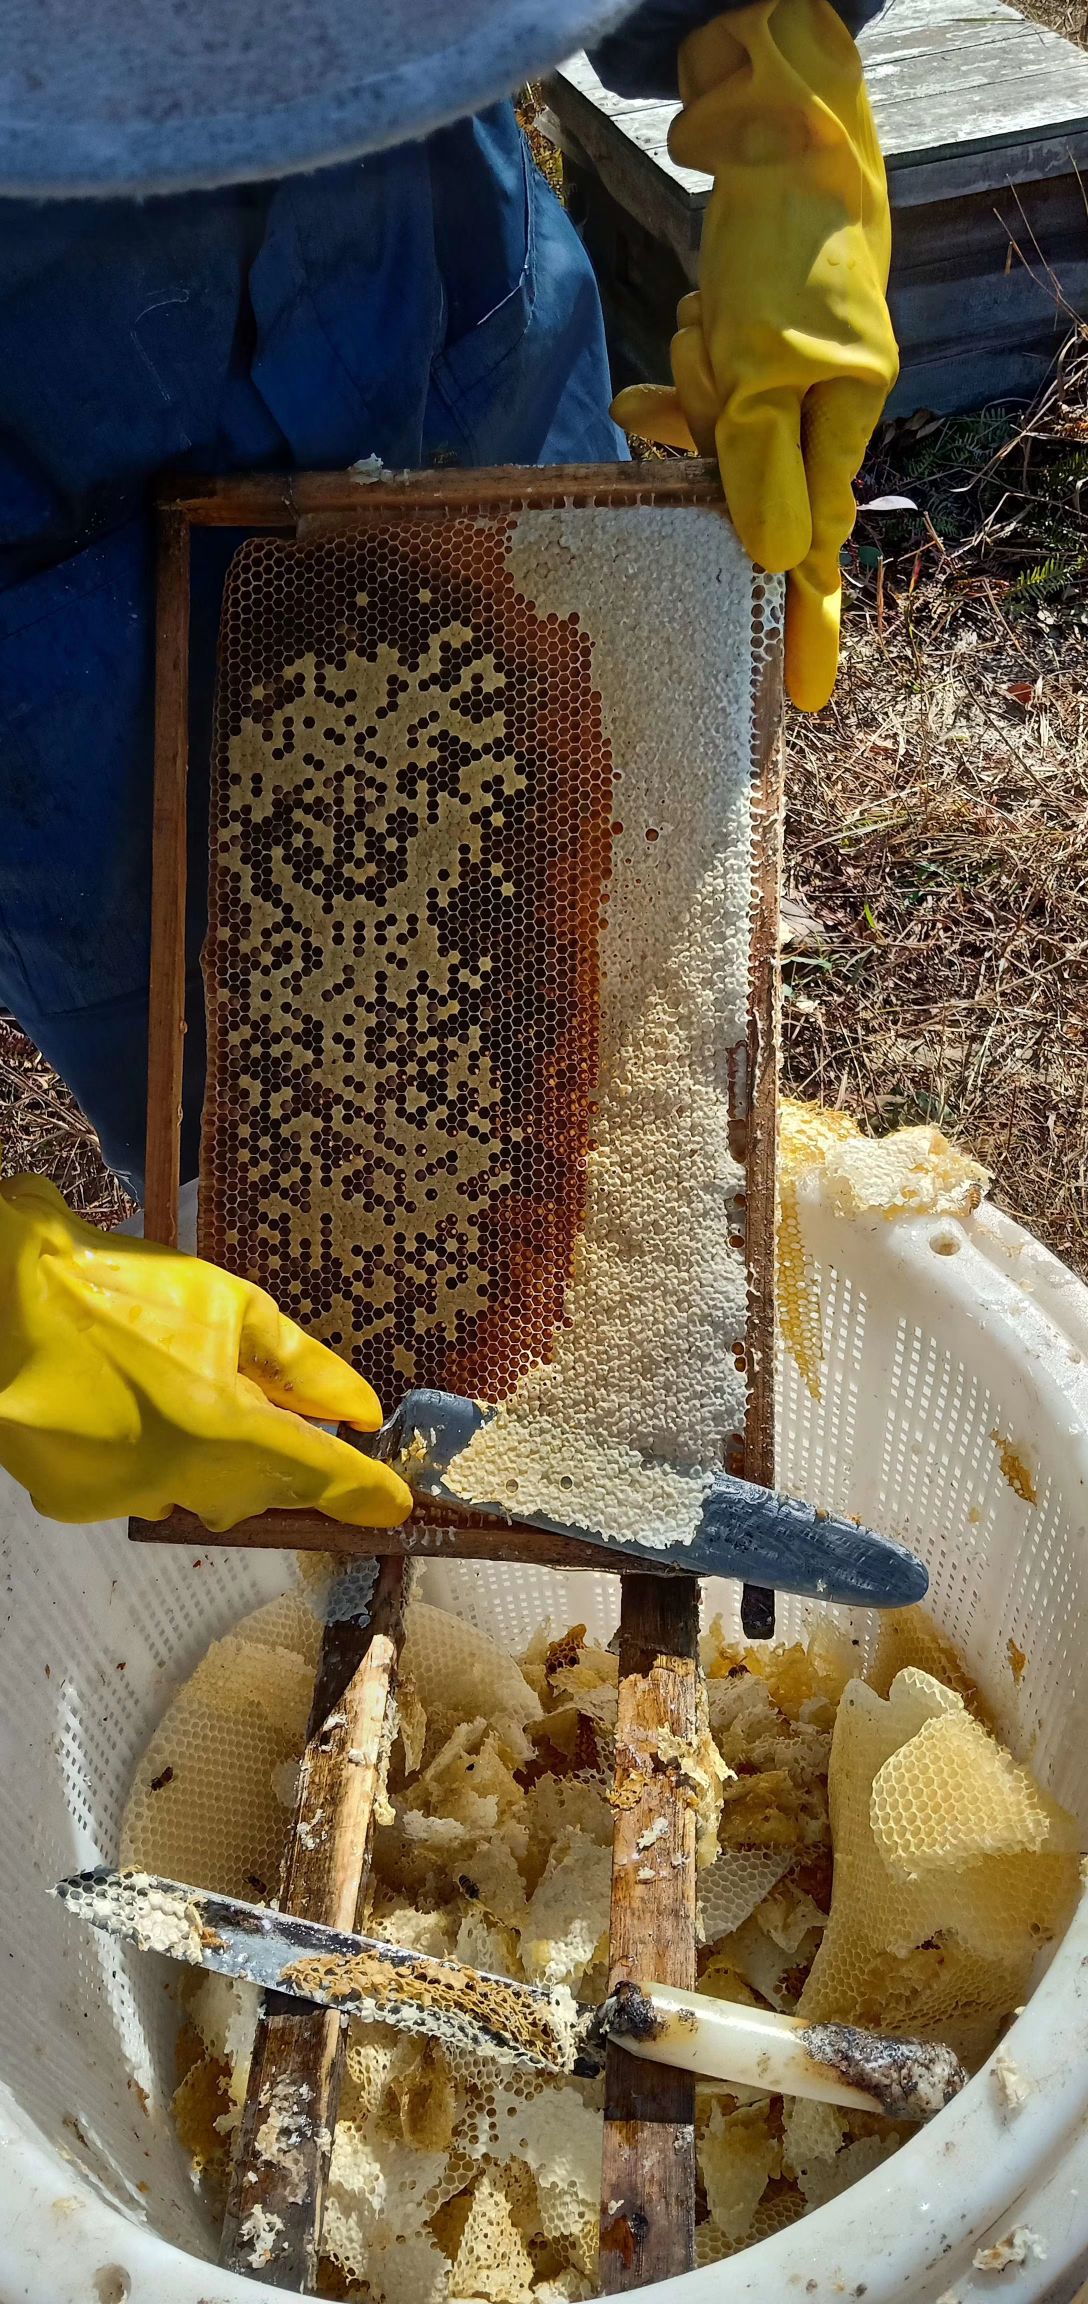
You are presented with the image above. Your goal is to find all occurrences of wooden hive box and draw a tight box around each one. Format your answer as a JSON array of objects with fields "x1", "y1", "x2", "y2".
[{"x1": 545, "y1": 0, "x2": 1088, "y2": 415}]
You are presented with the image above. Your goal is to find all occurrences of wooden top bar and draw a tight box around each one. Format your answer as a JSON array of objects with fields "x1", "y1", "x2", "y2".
[{"x1": 158, "y1": 460, "x2": 724, "y2": 522}]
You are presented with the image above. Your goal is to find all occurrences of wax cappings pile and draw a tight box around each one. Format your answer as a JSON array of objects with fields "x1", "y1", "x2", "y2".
[
  {"x1": 776, "y1": 1099, "x2": 992, "y2": 1403},
  {"x1": 120, "y1": 1592, "x2": 1079, "y2": 2298}
]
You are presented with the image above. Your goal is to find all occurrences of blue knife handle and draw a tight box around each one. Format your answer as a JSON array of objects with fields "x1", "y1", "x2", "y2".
[{"x1": 366, "y1": 1391, "x2": 927, "y2": 1608}]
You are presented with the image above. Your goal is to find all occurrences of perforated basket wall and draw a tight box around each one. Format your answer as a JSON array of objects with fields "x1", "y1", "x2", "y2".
[
  {"x1": 3, "y1": 1189, "x2": 1088, "y2": 2304},
  {"x1": 199, "y1": 488, "x2": 780, "y2": 1543}
]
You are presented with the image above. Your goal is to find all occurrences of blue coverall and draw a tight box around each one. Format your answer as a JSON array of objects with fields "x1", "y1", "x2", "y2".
[
  {"x1": 0, "y1": 105, "x2": 625, "y2": 1193},
  {"x1": 0, "y1": 0, "x2": 879, "y2": 1193}
]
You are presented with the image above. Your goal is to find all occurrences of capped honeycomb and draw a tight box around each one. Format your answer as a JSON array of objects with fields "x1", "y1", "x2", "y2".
[{"x1": 201, "y1": 495, "x2": 779, "y2": 1549}]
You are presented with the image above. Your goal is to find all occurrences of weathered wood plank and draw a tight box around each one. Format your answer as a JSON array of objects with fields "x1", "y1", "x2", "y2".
[
  {"x1": 220, "y1": 1555, "x2": 408, "y2": 2289},
  {"x1": 550, "y1": 0, "x2": 1088, "y2": 229},
  {"x1": 600, "y1": 1575, "x2": 700, "y2": 2291},
  {"x1": 551, "y1": 0, "x2": 1088, "y2": 415},
  {"x1": 885, "y1": 172, "x2": 1086, "y2": 408},
  {"x1": 550, "y1": 102, "x2": 702, "y2": 277},
  {"x1": 550, "y1": 61, "x2": 699, "y2": 204},
  {"x1": 864, "y1": 18, "x2": 1067, "y2": 76},
  {"x1": 553, "y1": 62, "x2": 1088, "y2": 223},
  {"x1": 880, "y1": 132, "x2": 1088, "y2": 209},
  {"x1": 872, "y1": 70, "x2": 1088, "y2": 160}
]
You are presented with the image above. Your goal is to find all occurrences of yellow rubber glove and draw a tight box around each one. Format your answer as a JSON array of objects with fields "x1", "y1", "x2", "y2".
[
  {"x1": 0, "y1": 1172, "x2": 413, "y2": 1530},
  {"x1": 611, "y1": 0, "x2": 898, "y2": 711}
]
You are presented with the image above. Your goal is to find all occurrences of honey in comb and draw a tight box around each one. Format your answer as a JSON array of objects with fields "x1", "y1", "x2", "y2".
[{"x1": 202, "y1": 517, "x2": 615, "y2": 1403}]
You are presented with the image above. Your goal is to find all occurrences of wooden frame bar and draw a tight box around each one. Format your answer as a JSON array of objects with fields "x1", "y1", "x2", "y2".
[
  {"x1": 143, "y1": 509, "x2": 191, "y2": 1248},
  {"x1": 737, "y1": 585, "x2": 784, "y2": 1639},
  {"x1": 135, "y1": 461, "x2": 783, "y2": 1550},
  {"x1": 220, "y1": 1556, "x2": 409, "y2": 2288},
  {"x1": 600, "y1": 1576, "x2": 701, "y2": 2288},
  {"x1": 133, "y1": 1503, "x2": 682, "y2": 1574},
  {"x1": 155, "y1": 463, "x2": 746, "y2": 522}
]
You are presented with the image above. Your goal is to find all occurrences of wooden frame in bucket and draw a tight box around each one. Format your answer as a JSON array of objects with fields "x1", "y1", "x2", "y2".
[{"x1": 132, "y1": 463, "x2": 783, "y2": 2293}]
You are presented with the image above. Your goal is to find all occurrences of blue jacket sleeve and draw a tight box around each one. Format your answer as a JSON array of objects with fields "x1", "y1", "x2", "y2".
[{"x1": 592, "y1": 0, "x2": 885, "y2": 97}]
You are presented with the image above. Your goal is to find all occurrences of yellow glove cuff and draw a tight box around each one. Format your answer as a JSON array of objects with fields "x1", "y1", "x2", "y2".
[{"x1": 671, "y1": 0, "x2": 892, "y2": 293}]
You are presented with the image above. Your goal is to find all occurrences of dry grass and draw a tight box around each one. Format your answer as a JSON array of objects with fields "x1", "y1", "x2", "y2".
[
  {"x1": 516, "y1": 87, "x2": 565, "y2": 198},
  {"x1": 782, "y1": 330, "x2": 1088, "y2": 1275},
  {"x1": 0, "y1": 1012, "x2": 133, "y2": 1228},
  {"x1": 1010, "y1": 0, "x2": 1088, "y2": 45}
]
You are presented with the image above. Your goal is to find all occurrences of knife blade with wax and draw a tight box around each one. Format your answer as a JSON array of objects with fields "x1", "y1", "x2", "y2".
[
  {"x1": 56, "y1": 1868, "x2": 964, "y2": 2122},
  {"x1": 350, "y1": 1389, "x2": 927, "y2": 1607}
]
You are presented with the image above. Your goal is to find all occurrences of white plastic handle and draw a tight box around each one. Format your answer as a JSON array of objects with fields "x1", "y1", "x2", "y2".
[{"x1": 605, "y1": 1983, "x2": 965, "y2": 2120}]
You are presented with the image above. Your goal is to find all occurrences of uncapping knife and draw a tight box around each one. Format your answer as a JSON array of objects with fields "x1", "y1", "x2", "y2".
[
  {"x1": 354, "y1": 1388, "x2": 927, "y2": 1607},
  {"x1": 56, "y1": 1868, "x2": 965, "y2": 2122}
]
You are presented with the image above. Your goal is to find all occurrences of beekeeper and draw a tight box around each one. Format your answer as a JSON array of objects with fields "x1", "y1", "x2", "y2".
[{"x1": 0, "y1": 0, "x2": 897, "y2": 1527}]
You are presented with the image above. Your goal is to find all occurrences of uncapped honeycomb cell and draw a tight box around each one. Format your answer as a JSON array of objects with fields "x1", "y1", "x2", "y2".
[
  {"x1": 781, "y1": 2095, "x2": 847, "y2": 2179},
  {"x1": 799, "y1": 1667, "x2": 1080, "y2": 2051},
  {"x1": 450, "y1": 2169, "x2": 537, "y2": 2302},
  {"x1": 868, "y1": 1605, "x2": 994, "y2": 1725},
  {"x1": 201, "y1": 503, "x2": 775, "y2": 1546},
  {"x1": 871, "y1": 1710, "x2": 1051, "y2": 1875},
  {"x1": 119, "y1": 1632, "x2": 311, "y2": 1897},
  {"x1": 695, "y1": 2181, "x2": 806, "y2": 2264},
  {"x1": 122, "y1": 1588, "x2": 610, "y2": 2299},
  {"x1": 221, "y1": 1587, "x2": 325, "y2": 1670},
  {"x1": 400, "y1": 1600, "x2": 542, "y2": 1756},
  {"x1": 519, "y1": 1830, "x2": 611, "y2": 1990},
  {"x1": 698, "y1": 2102, "x2": 780, "y2": 2240},
  {"x1": 794, "y1": 2131, "x2": 901, "y2": 2209},
  {"x1": 698, "y1": 1847, "x2": 792, "y2": 1940}
]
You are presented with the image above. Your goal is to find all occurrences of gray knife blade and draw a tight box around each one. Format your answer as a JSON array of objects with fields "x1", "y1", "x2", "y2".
[
  {"x1": 361, "y1": 1389, "x2": 927, "y2": 1608},
  {"x1": 56, "y1": 1867, "x2": 592, "y2": 2076}
]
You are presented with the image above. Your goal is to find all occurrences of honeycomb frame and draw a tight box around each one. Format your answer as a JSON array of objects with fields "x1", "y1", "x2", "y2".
[
  {"x1": 136, "y1": 464, "x2": 782, "y2": 1551},
  {"x1": 132, "y1": 466, "x2": 782, "y2": 2293}
]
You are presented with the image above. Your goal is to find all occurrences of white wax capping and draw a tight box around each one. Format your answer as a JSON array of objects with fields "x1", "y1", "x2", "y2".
[
  {"x1": 447, "y1": 508, "x2": 762, "y2": 1546},
  {"x1": 79, "y1": 1873, "x2": 205, "y2": 1963}
]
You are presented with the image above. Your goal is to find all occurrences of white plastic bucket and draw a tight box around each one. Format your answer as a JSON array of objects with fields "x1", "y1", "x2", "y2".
[{"x1": 2, "y1": 1182, "x2": 1087, "y2": 2304}]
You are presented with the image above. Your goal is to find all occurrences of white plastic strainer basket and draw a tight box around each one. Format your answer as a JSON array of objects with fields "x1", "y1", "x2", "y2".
[{"x1": 2, "y1": 1181, "x2": 1087, "y2": 2304}]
